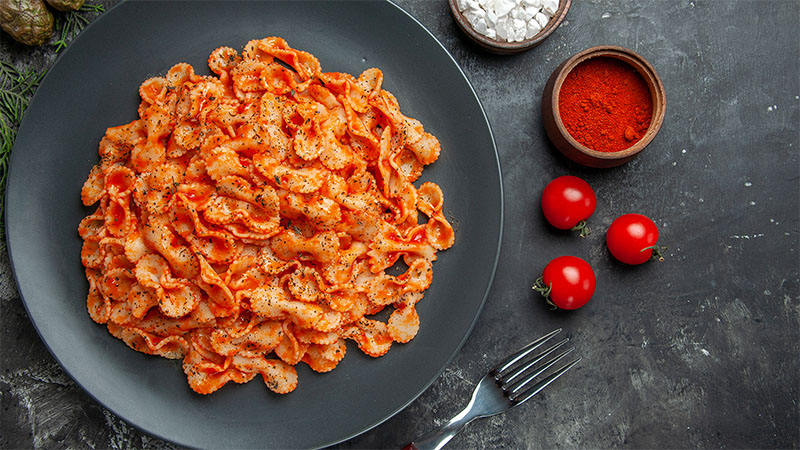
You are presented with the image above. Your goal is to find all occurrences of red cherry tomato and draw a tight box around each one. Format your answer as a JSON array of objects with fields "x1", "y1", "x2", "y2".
[
  {"x1": 541, "y1": 176, "x2": 596, "y2": 236},
  {"x1": 606, "y1": 213, "x2": 664, "y2": 265},
  {"x1": 533, "y1": 256, "x2": 596, "y2": 310}
]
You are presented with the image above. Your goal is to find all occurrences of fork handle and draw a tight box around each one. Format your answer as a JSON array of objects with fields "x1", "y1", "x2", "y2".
[{"x1": 403, "y1": 406, "x2": 478, "y2": 450}]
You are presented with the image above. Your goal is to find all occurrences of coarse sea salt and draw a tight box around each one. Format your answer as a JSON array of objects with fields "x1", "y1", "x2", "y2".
[{"x1": 457, "y1": 0, "x2": 558, "y2": 42}]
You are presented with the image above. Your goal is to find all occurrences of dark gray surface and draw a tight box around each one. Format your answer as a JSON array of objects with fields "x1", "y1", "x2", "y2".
[{"x1": 2, "y1": 0, "x2": 798, "y2": 449}]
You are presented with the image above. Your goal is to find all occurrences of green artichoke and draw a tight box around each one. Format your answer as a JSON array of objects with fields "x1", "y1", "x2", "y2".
[
  {"x1": 46, "y1": 0, "x2": 84, "y2": 12},
  {"x1": 0, "y1": 0, "x2": 54, "y2": 46}
]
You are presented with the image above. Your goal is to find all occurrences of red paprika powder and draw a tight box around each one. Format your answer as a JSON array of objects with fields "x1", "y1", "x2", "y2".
[{"x1": 558, "y1": 57, "x2": 653, "y2": 152}]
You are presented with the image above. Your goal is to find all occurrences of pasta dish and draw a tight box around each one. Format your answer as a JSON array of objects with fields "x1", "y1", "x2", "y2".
[{"x1": 78, "y1": 37, "x2": 454, "y2": 394}]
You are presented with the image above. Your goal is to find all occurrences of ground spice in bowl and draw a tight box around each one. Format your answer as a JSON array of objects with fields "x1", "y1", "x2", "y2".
[
  {"x1": 542, "y1": 46, "x2": 665, "y2": 168},
  {"x1": 558, "y1": 57, "x2": 653, "y2": 152}
]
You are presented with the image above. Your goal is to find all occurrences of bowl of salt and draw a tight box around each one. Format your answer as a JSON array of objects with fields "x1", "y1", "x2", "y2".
[{"x1": 448, "y1": 0, "x2": 571, "y2": 54}]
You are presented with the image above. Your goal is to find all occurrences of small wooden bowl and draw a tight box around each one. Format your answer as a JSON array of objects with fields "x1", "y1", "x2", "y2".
[
  {"x1": 448, "y1": 0, "x2": 572, "y2": 55},
  {"x1": 542, "y1": 46, "x2": 666, "y2": 168}
]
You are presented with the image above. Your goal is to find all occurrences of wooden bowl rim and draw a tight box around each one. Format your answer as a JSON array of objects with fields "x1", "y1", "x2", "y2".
[
  {"x1": 448, "y1": 0, "x2": 572, "y2": 54},
  {"x1": 548, "y1": 45, "x2": 667, "y2": 160}
]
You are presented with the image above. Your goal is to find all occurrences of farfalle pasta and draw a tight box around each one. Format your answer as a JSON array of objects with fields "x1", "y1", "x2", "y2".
[{"x1": 78, "y1": 37, "x2": 454, "y2": 394}]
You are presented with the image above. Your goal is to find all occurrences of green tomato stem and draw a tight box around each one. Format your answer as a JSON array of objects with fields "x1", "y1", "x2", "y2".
[
  {"x1": 532, "y1": 277, "x2": 557, "y2": 310},
  {"x1": 570, "y1": 220, "x2": 591, "y2": 238},
  {"x1": 642, "y1": 245, "x2": 667, "y2": 262}
]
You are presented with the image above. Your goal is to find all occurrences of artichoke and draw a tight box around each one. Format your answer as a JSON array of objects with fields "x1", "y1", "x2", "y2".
[
  {"x1": 46, "y1": 0, "x2": 84, "y2": 12},
  {"x1": 0, "y1": 0, "x2": 54, "y2": 46}
]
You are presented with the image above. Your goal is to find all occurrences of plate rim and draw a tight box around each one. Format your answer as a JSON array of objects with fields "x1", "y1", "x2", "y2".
[{"x1": 4, "y1": 0, "x2": 504, "y2": 447}]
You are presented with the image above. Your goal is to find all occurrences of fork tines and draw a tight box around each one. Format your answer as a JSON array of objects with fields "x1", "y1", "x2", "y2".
[{"x1": 491, "y1": 328, "x2": 581, "y2": 405}]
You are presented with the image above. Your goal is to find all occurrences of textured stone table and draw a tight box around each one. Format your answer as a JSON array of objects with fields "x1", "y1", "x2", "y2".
[{"x1": 2, "y1": 1, "x2": 798, "y2": 448}]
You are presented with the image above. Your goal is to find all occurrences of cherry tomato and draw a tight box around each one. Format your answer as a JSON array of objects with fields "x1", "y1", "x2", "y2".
[
  {"x1": 533, "y1": 256, "x2": 596, "y2": 310},
  {"x1": 606, "y1": 213, "x2": 664, "y2": 265},
  {"x1": 541, "y1": 176, "x2": 596, "y2": 236}
]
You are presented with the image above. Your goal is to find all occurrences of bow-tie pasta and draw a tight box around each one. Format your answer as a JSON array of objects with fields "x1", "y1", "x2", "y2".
[{"x1": 79, "y1": 37, "x2": 454, "y2": 394}]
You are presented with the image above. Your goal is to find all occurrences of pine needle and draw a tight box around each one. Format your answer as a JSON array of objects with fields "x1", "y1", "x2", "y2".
[{"x1": 53, "y1": 4, "x2": 105, "y2": 52}]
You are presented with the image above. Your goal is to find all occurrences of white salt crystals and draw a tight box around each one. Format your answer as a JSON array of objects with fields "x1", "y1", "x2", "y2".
[{"x1": 457, "y1": 0, "x2": 559, "y2": 42}]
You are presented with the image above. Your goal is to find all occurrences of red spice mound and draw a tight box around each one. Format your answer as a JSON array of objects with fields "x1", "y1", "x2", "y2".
[{"x1": 558, "y1": 57, "x2": 653, "y2": 152}]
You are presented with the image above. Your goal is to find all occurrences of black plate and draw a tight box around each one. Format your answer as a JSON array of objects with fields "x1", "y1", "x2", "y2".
[{"x1": 6, "y1": 1, "x2": 503, "y2": 447}]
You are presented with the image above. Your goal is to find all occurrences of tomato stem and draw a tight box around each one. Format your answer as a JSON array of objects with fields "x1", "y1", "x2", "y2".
[
  {"x1": 570, "y1": 220, "x2": 591, "y2": 238},
  {"x1": 642, "y1": 245, "x2": 667, "y2": 262},
  {"x1": 532, "y1": 277, "x2": 557, "y2": 310}
]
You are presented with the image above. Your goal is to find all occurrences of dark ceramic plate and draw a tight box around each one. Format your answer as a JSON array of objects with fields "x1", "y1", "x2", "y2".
[{"x1": 6, "y1": 1, "x2": 502, "y2": 448}]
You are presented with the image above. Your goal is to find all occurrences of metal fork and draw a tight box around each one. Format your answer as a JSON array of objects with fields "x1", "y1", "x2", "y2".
[{"x1": 403, "y1": 329, "x2": 580, "y2": 450}]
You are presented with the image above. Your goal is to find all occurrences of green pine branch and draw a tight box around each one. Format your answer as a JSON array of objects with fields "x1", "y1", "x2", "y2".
[
  {"x1": 0, "y1": 4, "x2": 104, "y2": 247},
  {"x1": 0, "y1": 61, "x2": 45, "y2": 245}
]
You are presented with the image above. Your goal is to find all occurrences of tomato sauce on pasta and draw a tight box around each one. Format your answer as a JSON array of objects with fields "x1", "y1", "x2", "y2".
[{"x1": 78, "y1": 37, "x2": 454, "y2": 394}]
